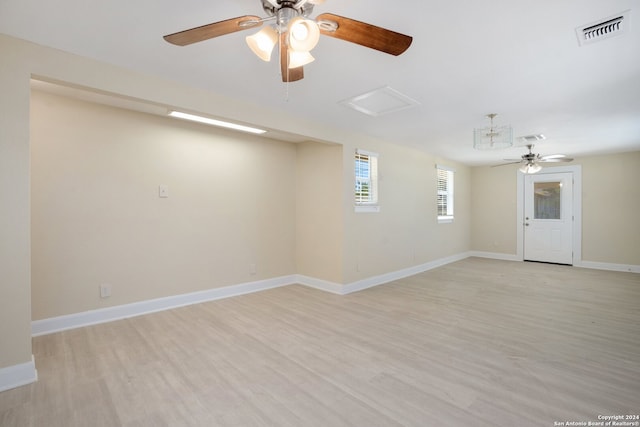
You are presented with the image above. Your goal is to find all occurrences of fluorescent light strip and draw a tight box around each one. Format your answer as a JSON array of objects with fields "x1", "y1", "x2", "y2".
[{"x1": 168, "y1": 111, "x2": 266, "y2": 134}]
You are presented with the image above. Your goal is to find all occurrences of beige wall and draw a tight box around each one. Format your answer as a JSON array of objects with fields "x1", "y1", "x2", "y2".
[
  {"x1": 341, "y1": 141, "x2": 471, "y2": 283},
  {"x1": 0, "y1": 37, "x2": 33, "y2": 368},
  {"x1": 471, "y1": 151, "x2": 640, "y2": 265},
  {"x1": 295, "y1": 142, "x2": 344, "y2": 283},
  {"x1": 470, "y1": 166, "x2": 519, "y2": 255},
  {"x1": 30, "y1": 89, "x2": 475, "y2": 313},
  {"x1": 579, "y1": 151, "x2": 640, "y2": 265},
  {"x1": 31, "y1": 90, "x2": 297, "y2": 320}
]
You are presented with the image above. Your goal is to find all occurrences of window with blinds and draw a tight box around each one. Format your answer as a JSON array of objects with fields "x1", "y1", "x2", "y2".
[
  {"x1": 355, "y1": 149, "x2": 379, "y2": 212},
  {"x1": 437, "y1": 165, "x2": 454, "y2": 222}
]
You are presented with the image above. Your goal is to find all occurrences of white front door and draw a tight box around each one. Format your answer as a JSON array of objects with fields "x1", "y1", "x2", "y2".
[{"x1": 524, "y1": 172, "x2": 573, "y2": 265}]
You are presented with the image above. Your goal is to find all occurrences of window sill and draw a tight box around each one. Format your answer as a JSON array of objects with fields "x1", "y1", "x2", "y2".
[
  {"x1": 438, "y1": 216, "x2": 454, "y2": 223},
  {"x1": 355, "y1": 205, "x2": 380, "y2": 213}
]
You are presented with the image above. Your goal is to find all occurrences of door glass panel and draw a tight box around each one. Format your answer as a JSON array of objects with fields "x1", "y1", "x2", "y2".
[{"x1": 534, "y1": 182, "x2": 561, "y2": 219}]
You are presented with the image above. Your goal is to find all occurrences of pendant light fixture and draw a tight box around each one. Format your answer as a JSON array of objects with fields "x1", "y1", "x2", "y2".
[{"x1": 474, "y1": 113, "x2": 514, "y2": 150}]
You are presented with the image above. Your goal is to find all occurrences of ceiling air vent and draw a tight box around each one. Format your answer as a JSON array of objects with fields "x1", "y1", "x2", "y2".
[{"x1": 576, "y1": 10, "x2": 630, "y2": 46}]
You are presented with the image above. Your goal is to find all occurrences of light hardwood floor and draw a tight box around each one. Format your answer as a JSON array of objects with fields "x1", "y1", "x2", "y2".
[{"x1": 1, "y1": 258, "x2": 639, "y2": 426}]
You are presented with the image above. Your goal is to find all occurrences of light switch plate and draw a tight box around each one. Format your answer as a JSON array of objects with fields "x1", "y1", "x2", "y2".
[
  {"x1": 159, "y1": 184, "x2": 169, "y2": 198},
  {"x1": 99, "y1": 283, "x2": 111, "y2": 298}
]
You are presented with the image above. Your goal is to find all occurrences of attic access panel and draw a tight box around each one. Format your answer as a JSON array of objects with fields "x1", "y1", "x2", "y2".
[{"x1": 340, "y1": 86, "x2": 420, "y2": 117}]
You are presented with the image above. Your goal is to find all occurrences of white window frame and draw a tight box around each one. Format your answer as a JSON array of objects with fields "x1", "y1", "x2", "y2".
[
  {"x1": 436, "y1": 164, "x2": 455, "y2": 223},
  {"x1": 355, "y1": 149, "x2": 380, "y2": 213}
]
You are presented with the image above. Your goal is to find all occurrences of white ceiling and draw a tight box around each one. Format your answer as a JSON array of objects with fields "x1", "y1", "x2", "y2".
[{"x1": 1, "y1": 0, "x2": 639, "y2": 165}]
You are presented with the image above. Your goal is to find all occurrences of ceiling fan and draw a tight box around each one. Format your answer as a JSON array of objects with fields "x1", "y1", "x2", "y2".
[
  {"x1": 163, "y1": 0, "x2": 413, "y2": 82},
  {"x1": 493, "y1": 144, "x2": 574, "y2": 174}
]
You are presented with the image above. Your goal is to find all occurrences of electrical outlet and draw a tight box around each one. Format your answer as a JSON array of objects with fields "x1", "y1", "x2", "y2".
[
  {"x1": 249, "y1": 264, "x2": 257, "y2": 275},
  {"x1": 99, "y1": 283, "x2": 112, "y2": 298}
]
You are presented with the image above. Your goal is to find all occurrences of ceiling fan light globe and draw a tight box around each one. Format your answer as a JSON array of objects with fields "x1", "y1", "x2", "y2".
[
  {"x1": 246, "y1": 26, "x2": 278, "y2": 61},
  {"x1": 291, "y1": 23, "x2": 309, "y2": 41},
  {"x1": 288, "y1": 17, "x2": 320, "y2": 52},
  {"x1": 520, "y1": 163, "x2": 542, "y2": 174},
  {"x1": 288, "y1": 51, "x2": 315, "y2": 68}
]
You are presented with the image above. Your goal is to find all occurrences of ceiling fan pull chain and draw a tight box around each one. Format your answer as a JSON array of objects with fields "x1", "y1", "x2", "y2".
[
  {"x1": 278, "y1": 34, "x2": 290, "y2": 101},
  {"x1": 285, "y1": 41, "x2": 291, "y2": 101}
]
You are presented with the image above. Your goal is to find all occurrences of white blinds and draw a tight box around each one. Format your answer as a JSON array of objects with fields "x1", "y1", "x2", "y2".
[
  {"x1": 355, "y1": 150, "x2": 378, "y2": 205},
  {"x1": 436, "y1": 165, "x2": 454, "y2": 218}
]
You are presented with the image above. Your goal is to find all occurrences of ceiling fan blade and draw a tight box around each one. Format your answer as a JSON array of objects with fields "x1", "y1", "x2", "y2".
[
  {"x1": 316, "y1": 13, "x2": 412, "y2": 56},
  {"x1": 539, "y1": 157, "x2": 574, "y2": 163},
  {"x1": 491, "y1": 161, "x2": 523, "y2": 168},
  {"x1": 280, "y1": 33, "x2": 304, "y2": 82},
  {"x1": 164, "y1": 16, "x2": 262, "y2": 46},
  {"x1": 281, "y1": 65, "x2": 304, "y2": 82},
  {"x1": 539, "y1": 154, "x2": 573, "y2": 162}
]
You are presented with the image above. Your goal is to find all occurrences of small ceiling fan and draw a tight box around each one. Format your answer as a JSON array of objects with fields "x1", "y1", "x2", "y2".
[
  {"x1": 493, "y1": 144, "x2": 574, "y2": 174},
  {"x1": 163, "y1": 0, "x2": 413, "y2": 82}
]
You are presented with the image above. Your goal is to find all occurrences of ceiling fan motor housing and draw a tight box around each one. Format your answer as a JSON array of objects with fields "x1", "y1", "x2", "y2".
[
  {"x1": 261, "y1": 0, "x2": 314, "y2": 20},
  {"x1": 277, "y1": 7, "x2": 298, "y2": 30}
]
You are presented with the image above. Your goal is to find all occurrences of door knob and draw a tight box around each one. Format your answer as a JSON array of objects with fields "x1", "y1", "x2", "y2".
[{"x1": 525, "y1": 223, "x2": 530, "y2": 226}]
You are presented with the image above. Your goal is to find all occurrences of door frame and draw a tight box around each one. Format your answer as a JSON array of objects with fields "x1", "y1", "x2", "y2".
[{"x1": 516, "y1": 165, "x2": 582, "y2": 264}]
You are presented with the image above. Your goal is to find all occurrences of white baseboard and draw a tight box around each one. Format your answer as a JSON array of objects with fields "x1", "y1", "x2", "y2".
[
  {"x1": 295, "y1": 275, "x2": 345, "y2": 295},
  {"x1": 0, "y1": 355, "x2": 37, "y2": 392},
  {"x1": 575, "y1": 260, "x2": 640, "y2": 273},
  {"x1": 31, "y1": 254, "x2": 474, "y2": 337},
  {"x1": 468, "y1": 251, "x2": 521, "y2": 262},
  {"x1": 296, "y1": 253, "x2": 472, "y2": 295},
  {"x1": 32, "y1": 275, "x2": 297, "y2": 337},
  {"x1": 470, "y1": 251, "x2": 640, "y2": 274},
  {"x1": 342, "y1": 252, "x2": 471, "y2": 294},
  {"x1": 31, "y1": 252, "x2": 637, "y2": 338}
]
